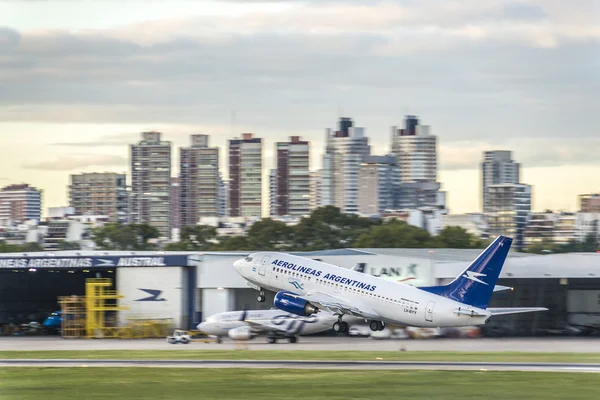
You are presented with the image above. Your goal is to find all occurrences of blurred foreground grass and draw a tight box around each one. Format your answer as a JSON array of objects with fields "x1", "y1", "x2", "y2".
[
  {"x1": 0, "y1": 368, "x2": 598, "y2": 400},
  {"x1": 0, "y1": 350, "x2": 599, "y2": 362}
]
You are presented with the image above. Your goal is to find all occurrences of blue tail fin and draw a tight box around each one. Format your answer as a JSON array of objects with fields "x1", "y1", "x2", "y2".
[{"x1": 419, "y1": 236, "x2": 512, "y2": 309}]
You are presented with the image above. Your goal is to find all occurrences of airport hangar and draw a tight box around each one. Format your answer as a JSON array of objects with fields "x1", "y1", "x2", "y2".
[{"x1": 0, "y1": 249, "x2": 598, "y2": 335}]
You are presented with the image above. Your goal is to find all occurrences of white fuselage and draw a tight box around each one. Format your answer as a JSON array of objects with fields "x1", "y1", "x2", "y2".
[
  {"x1": 234, "y1": 252, "x2": 492, "y2": 328},
  {"x1": 197, "y1": 309, "x2": 337, "y2": 337}
]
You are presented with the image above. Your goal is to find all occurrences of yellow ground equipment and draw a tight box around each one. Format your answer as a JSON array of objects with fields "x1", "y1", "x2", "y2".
[
  {"x1": 85, "y1": 278, "x2": 129, "y2": 339},
  {"x1": 125, "y1": 317, "x2": 173, "y2": 339},
  {"x1": 58, "y1": 295, "x2": 86, "y2": 338},
  {"x1": 57, "y1": 278, "x2": 179, "y2": 339}
]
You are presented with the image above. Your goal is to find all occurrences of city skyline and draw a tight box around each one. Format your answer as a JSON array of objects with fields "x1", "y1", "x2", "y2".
[
  {"x1": 1, "y1": 0, "x2": 598, "y2": 215},
  {"x1": 0, "y1": 122, "x2": 597, "y2": 217}
]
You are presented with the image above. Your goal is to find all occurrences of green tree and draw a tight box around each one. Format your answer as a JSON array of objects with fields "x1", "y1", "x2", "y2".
[
  {"x1": 20, "y1": 242, "x2": 44, "y2": 252},
  {"x1": 92, "y1": 223, "x2": 160, "y2": 250},
  {"x1": 525, "y1": 239, "x2": 555, "y2": 254},
  {"x1": 57, "y1": 241, "x2": 82, "y2": 250},
  {"x1": 166, "y1": 225, "x2": 218, "y2": 251},
  {"x1": 0, "y1": 241, "x2": 44, "y2": 252},
  {"x1": 580, "y1": 233, "x2": 599, "y2": 252},
  {"x1": 292, "y1": 206, "x2": 378, "y2": 250},
  {"x1": 246, "y1": 218, "x2": 294, "y2": 250},
  {"x1": 292, "y1": 216, "x2": 341, "y2": 250},
  {"x1": 211, "y1": 235, "x2": 251, "y2": 251},
  {"x1": 434, "y1": 226, "x2": 472, "y2": 248},
  {"x1": 432, "y1": 226, "x2": 486, "y2": 249},
  {"x1": 352, "y1": 219, "x2": 431, "y2": 248}
]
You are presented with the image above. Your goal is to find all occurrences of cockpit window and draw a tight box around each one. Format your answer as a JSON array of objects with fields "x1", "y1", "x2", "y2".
[{"x1": 245, "y1": 256, "x2": 253, "y2": 262}]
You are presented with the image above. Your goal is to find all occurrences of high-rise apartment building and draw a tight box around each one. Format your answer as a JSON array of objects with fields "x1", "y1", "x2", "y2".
[
  {"x1": 309, "y1": 170, "x2": 321, "y2": 211},
  {"x1": 269, "y1": 169, "x2": 277, "y2": 217},
  {"x1": 130, "y1": 131, "x2": 172, "y2": 237},
  {"x1": 272, "y1": 136, "x2": 310, "y2": 217},
  {"x1": 170, "y1": 177, "x2": 180, "y2": 231},
  {"x1": 179, "y1": 134, "x2": 220, "y2": 227},
  {"x1": 321, "y1": 118, "x2": 370, "y2": 214},
  {"x1": 228, "y1": 133, "x2": 263, "y2": 217},
  {"x1": 579, "y1": 194, "x2": 600, "y2": 213},
  {"x1": 481, "y1": 151, "x2": 520, "y2": 212},
  {"x1": 358, "y1": 155, "x2": 400, "y2": 217},
  {"x1": 217, "y1": 173, "x2": 228, "y2": 217},
  {"x1": 391, "y1": 115, "x2": 437, "y2": 182},
  {"x1": 523, "y1": 211, "x2": 577, "y2": 248},
  {"x1": 69, "y1": 173, "x2": 128, "y2": 223},
  {"x1": 486, "y1": 183, "x2": 532, "y2": 250},
  {"x1": 0, "y1": 184, "x2": 42, "y2": 226},
  {"x1": 390, "y1": 115, "x2": 445, "y2": 210}
]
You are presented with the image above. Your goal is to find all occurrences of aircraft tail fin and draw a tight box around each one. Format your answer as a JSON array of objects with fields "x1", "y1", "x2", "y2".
[{"x1": 419, "y1": 236, "x2": 512, "y2": 309}]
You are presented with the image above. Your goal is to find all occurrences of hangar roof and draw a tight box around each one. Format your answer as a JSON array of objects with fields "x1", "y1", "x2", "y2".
[
  {"x1": 354, "y1": 248, "x2": 532, "y2": 262},
  {"x1": 434, "y1": 252, "x2": 600, "y2": 279}
]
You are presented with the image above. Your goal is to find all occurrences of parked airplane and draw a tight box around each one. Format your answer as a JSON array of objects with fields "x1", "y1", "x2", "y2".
[
  {"x1": 233, "y1": 235, "x2": 547, "y2": 333},
  {"x1": 196, "y1": 309, "x2": 337, "y2": 343}
]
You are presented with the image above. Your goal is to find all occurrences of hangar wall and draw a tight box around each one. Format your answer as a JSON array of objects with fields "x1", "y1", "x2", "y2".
[
  {"x1": 318, "y1": 255, "x2": 435, "y2": 286},
  {"x1": 198, "y1": 255, "x2": 249, "y2": 289},
  {"x1": 200, "y1": 288, "x2": 235, "y2": 319},
  {"x1": 117, "y1": 266, "x2": 186, "y2": 328}
]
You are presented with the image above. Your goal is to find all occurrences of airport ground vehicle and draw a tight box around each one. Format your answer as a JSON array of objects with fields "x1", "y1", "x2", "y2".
[{"x1": 166, "y1": 329, "x2": 192, "y2": 344}]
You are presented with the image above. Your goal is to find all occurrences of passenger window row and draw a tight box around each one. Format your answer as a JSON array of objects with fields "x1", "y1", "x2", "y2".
[{"x1": 273, "y1": 266, "x2": 419, "y2": 310}]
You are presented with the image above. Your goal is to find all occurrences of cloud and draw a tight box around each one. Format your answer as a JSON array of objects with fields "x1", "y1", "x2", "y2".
[
  {"x1": 440, "y1": 138, "x2": 600, "y2": 171},
  {"x1": 1, "y1": 0, "x2": 598, "y2": 171},
  {"x1": 50, "y1": 132, "x2": 147, "y2": 147},
  {"x1": 22, "y1": 154, "x2": 128, "y2": 171}
]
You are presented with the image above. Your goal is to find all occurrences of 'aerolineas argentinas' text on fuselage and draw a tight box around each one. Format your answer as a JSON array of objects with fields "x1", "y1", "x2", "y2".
[{"x1": 271, "y1": 259, "x2": 377, "y2": 292}]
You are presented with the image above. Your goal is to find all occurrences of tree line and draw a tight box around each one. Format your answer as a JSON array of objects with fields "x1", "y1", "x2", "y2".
[
  {"x1": 0, "y1": 206, "x2": 596, "y2": 253},
  {"x1": 100, "y1": 206, "x2": 491, "y2": 251}
]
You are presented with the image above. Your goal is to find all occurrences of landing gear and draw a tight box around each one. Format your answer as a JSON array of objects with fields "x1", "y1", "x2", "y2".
[
  {"x1": 257, "y1": 289, "x2": 266, "y2": 303},
  {"x1": 267, "y1": 336, "x2": 277, "y2": 344},
  {"x1": 288, "y1": 336, "x2": 297, "y2": 343},
  {"x1": 369, "y1": 320, "x2": 385, "y2": 331},
  {"x1": 333, "y1": 316, "x2": 349, "y2": 334}
]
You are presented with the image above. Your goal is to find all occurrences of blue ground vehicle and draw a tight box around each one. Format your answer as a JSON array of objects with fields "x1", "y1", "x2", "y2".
[{"x1": 42, "y1": 311, "x2": 62, "y2": 334}]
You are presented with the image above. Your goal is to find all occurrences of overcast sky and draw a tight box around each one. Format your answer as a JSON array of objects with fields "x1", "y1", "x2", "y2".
[{"x1": 1, "y1": 0, "x2": 598, "y2": 215}]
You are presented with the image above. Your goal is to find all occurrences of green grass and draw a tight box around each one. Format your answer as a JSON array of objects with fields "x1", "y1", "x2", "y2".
[
  {"x1": 0, "y1": 368, "x2": 598, "y2": 400},
  {"x1": 0, "y1": 350, "x2": 598, "y2": 363}
]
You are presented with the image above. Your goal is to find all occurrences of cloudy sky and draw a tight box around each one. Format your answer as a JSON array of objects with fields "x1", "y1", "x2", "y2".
[{"x1": 1, "y1": 0, "x2": 598, "y2": 215}]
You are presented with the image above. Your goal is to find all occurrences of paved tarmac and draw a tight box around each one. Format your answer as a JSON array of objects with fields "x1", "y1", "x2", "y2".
[
  {"x1": 1, "y1": 359, "x2": 600, "y2": 372},
  {"x1": 1, "y1": 336, "x2": 600, "y2": 352}
]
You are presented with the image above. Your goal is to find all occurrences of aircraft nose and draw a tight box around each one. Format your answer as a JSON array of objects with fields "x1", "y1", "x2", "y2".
[
  {"x1": 197, "y1": 322, "x2": 207, "y2": 332},
  {"x1": 233, "y1": 258, "x2": 244, "y2": 271}
]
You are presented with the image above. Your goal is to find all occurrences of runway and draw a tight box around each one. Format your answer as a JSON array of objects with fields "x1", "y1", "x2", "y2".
[
  {"x1": 1, "y1": 336, "x2": 600, "y2": 352},
  {"x1": 2, "y1": 358, "x2": 600, "y2": 372}
]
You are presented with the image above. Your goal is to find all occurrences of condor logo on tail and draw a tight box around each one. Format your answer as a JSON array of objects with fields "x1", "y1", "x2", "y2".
[{"x1": 462, "y1": 271, "x2": 488, "y2": 285}]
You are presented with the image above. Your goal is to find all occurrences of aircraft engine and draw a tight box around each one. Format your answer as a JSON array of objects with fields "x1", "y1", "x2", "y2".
[
  {"x1": 274, "y1": 291, "x2": 319, "y2": 317},
  {"x1": 227, "y1": 326, "x2": 253, "y2": 340}
]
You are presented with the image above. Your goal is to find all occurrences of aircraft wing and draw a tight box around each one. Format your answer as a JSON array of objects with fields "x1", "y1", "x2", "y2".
[
  {"x1": 487, "y1": 307, "x2": 548, "y2": 315},
  {"x1": 283, "y1": 291, "x2": 381, "y2": 320}
]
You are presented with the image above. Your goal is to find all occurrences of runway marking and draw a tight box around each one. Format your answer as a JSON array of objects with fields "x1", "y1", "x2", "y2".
[{"x1": 1, "y1": 359, "x2": 600, "y2": 372}]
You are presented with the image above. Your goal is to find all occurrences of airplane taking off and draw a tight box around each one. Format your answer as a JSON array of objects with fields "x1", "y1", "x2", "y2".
[
  {"x1": 233, "y1": 236, "x2": 547, "y2": 333},
  {"x1": 196, "y1": 309, "x2": 337, "y2": 343}
]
